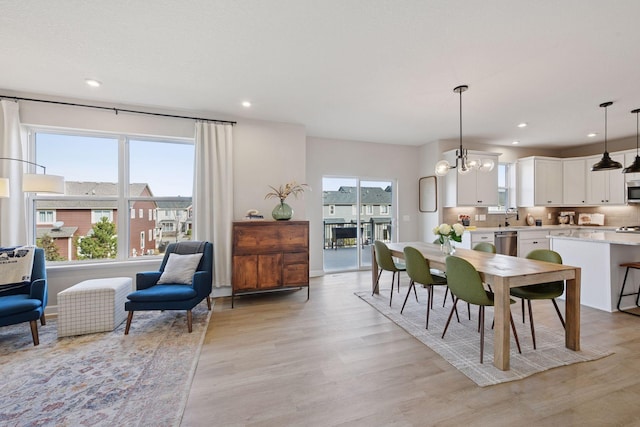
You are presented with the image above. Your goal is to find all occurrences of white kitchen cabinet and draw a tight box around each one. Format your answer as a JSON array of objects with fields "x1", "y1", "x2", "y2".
[
  {"x1": 517, "y1": 157, "x2": 563, "y2": 206},
  {"x1": 442, "y1": 150, "x2": 500, "y2": 207},
  {"x1": 517, "y1": 229, "x2": 550, "y2": 257},
  {"x1": 471, "y1": 232, "x2": 495, "y2": 248},
  {"x1": 563, "y1": 158, "x2": 588, "y2": 205},
  {"x1": 586, "y1": 154, "x2": 625, "y2": 205}
]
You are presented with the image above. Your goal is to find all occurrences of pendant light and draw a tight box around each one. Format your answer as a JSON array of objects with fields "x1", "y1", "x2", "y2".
[
  {"x1": 435, "y1": 85, "x2": 494, "y2": 176},
  {"x1": 591, "y1": 101, "x2": 622, "y2": 171},
  {"x1": 622, "y1": 108, "x2": 640, "y2": 173}
]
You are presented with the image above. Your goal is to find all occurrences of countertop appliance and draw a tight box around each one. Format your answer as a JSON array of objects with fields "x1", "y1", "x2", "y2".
[
  {"x1": 495, "y1": 230, "x2": 518, "y2": 256},
  {"x1": 616, "y1": 226, "x2": 640, "y2": 233}
]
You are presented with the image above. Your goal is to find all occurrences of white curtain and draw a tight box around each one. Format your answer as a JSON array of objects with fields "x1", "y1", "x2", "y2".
[
  {"x1": 0, "y1": 100, "x2": 27, "y2": 246},
  {"x1": 193, "y1": 122, "x2": 233, "y2": 288}
]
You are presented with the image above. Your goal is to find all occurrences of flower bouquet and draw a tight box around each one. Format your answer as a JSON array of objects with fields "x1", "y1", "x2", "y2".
[{"x1": 433, "y1": 223, "x2": 465, "y2": 254}]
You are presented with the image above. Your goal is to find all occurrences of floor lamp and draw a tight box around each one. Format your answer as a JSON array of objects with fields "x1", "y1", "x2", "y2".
[{"x1": 0, "y1": 157, "x2": 65, "y2": 197}]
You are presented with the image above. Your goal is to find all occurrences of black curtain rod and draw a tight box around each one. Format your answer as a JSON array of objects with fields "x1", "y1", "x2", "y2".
[{"x1": 0, "y1": 94, "x2": 236, "y2": 125}]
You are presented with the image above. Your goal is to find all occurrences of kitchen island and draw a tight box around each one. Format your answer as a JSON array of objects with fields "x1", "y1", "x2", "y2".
[{"x1": 549, "y1": 230, "x2": 640, "y2": 312}]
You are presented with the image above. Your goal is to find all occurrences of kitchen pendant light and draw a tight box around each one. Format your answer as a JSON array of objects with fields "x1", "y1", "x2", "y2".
[
  {"x1": 622, "y1": 108, "x2": 640, "y2": 174},
  {"x1": 435, "y1": 85, "x2": 494, "y2": 176},
  {"x1": 591, "y1": 101, "x2": 622, "y2": 171}
]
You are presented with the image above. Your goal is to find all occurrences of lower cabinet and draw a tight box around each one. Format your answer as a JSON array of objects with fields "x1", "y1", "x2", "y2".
[
  {"x1": 517, "y1": 229, "x2": 550, "y2": 257},
  {"x1": 232, "y1": 221, "x2": 309, "y2": 307}
]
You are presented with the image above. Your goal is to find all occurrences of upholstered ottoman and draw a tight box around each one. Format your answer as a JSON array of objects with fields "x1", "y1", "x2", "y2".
[{"x1": 57, "y1": 277, "x2": 132, "y2": 337}]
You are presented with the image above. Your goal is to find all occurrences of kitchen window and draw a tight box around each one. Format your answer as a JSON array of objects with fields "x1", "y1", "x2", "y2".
[{"x1": 488, "y1": 163, "x2": 516, "y2": 213}]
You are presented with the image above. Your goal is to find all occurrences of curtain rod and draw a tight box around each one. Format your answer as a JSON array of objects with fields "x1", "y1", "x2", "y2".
[{"x1": 0, "y1": 94, "x2": 237, "y2": 125}]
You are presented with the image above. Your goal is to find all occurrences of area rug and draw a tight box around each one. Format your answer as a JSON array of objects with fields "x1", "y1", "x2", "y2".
[
  {"x1": 356, "y1": 289, "x2": 612, "y2": 387},
  {"x1": 0, "y1": 302, "x2": 212, "y2": 426}
]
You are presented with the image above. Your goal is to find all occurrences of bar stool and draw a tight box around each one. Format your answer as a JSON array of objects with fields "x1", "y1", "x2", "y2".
[{"x1": 617, "y1": 262, "x2": 640, "y2": 316}]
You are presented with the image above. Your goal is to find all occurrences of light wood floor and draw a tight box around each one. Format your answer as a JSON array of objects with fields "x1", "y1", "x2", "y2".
[{"x1": 181, "y1": 271, "x2": 640, "y2": 426}]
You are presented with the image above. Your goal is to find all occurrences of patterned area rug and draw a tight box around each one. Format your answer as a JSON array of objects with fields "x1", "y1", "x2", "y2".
[
  {"x1": 0, "y1": 302, "x2": 212, "y2": 426},
  {"x1": 356, "y1": 288, "x2": 612, "y2": 387}
]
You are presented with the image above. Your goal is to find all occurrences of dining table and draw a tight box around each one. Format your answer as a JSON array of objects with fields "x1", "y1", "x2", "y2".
[{"x1": 372, "y1": 242, "x2": 581, "y2": 371}]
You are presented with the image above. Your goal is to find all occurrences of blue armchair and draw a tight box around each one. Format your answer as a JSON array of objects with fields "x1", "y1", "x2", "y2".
[
  {"x1": 0, "y1": 248, "x2": 48, "y2": 346},
  {"x1": 124, "y1": 241, "x2": 213, "y2": 334}
]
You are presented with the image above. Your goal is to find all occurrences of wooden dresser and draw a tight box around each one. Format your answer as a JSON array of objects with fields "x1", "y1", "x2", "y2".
[{"x1": 231, "y1": 220, "x2": 309, "y2": 307}]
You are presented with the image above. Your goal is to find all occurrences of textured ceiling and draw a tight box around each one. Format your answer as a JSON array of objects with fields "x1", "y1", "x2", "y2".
[{"x1": 2, "y1": 1, "x2": 640, "y2": 148}]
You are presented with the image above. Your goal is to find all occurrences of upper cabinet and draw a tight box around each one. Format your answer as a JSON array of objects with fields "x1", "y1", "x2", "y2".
[
  {"x1": 563, "y1": 158, "x2": 588, "y2": 205},
  {"x1": 517, "y1": 157, "x2": 563, "y2": 207},
  {"x1": 442, "y1": 150, "x2": 500, "y2": 207},
  {"x1": 586, "y1": 154, "x2": 625, "y2": 205}
]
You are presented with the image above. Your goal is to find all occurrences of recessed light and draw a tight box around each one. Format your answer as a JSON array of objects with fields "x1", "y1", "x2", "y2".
[
  {"x1": 517, "y1": 122, "x2": 527, "y2": 128},
  {"x1": 242, "y1": 101, "x2": 251, "y2": 108},
  {"x1": 512, "y1": 140, "x2": 520, "y2": 145},
  {"x1": 85, "y1": 79, "x2": 102, "y2": 88},
  {"x1": 587, "y1": 132, "x2": 597, "y2": 138}
]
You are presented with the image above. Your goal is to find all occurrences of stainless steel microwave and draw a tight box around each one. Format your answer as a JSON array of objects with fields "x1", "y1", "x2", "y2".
[{"x1": 627, "y1": 180, "x2": 640, "y2": 203}]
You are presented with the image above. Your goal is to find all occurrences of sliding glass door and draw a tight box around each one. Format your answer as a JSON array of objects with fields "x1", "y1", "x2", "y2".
[{"x1": 322, "y1": 177, "x2": 395, "y2": 272}]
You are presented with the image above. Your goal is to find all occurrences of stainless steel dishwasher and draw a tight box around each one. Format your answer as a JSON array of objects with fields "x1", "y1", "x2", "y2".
[{"x1": 495, "y1": 231, "x2": 518, "y2": 256}]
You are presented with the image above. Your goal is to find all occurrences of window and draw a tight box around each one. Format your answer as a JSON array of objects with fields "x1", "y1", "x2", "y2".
[
  {"x1": 32, "y1": 131, "x2": 194, "y2": 263},
  {"x1": 92, "y1": 209, "x2": 113, "y2": 223},
  {"x1": 37, "y1": 210, "x2": 55, "y2": 224},
  {"x1": 380, "y1": 205, "x2": 389, "y2": 215},
  {"x1": 489, "y1": 163, "x2": 516, "y2": 213},
  {"x1": 366, "y1": 205, "x2": 373, "y2": 215},
  {"x1": 329, "y1": 205, "x2": 335, "y2": 215}
]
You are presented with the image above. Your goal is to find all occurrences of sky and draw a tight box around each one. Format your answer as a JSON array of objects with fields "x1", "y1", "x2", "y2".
[{"x1": 36, "y1": 133, "x2": 194, "y2": 197}]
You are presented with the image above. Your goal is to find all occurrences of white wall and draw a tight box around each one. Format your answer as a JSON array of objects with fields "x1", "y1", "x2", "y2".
[{"x1": 306, "y1": 136, "x2": 420, "y2": 275}]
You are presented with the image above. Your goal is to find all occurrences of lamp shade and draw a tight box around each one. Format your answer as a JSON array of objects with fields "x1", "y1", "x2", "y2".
[
  {"x1": 22, "y1": 174, "x2": 65, "y2": 194},
  {"x1": 0, "y1": 178, "x2": 9, "y2": 198},
  {"x1": 591, "y1": 152, "x2": 622, "y2": 171}
]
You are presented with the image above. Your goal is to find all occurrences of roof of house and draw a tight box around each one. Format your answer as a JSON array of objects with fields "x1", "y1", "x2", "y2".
[
  {"x1": 36, "y1": 226, "x2": 78, "y2": 239},
  {"x1": 37, "y1": 182, "x2": 153, "y2": 209},
  {"x1": 323, "y1": 186, "x2": 391, "y2": 204}
]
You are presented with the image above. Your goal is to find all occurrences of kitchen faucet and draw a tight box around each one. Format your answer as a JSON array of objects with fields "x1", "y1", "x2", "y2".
[{"x1": 504, "y1": 209, "x2": 519, "y2": 227}]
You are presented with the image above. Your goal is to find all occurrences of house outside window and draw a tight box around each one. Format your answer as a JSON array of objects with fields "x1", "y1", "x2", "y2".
[
  {"x1": 37, "y1": 210, "x2": 55, "y2": 224},
  {"x1": 92, "y1": 209, "x2": 113, "y2": 223}
]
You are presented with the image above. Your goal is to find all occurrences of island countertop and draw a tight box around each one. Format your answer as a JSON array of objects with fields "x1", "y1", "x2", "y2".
[{"x1": 548, "y1": 230, "x2": 640, "y2": 245}]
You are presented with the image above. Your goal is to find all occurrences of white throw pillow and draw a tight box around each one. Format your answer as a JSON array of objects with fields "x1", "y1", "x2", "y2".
[
  {"x1": 157, "y1": 253, "x2": 203, "y2": 285},
  {"x1": 0, "y1": 245, "x2": 36, "y2": 288}
]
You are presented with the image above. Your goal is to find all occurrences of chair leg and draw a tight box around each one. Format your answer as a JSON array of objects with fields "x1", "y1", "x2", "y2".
[
  {"x1": 206, "y1": 296, "x2": 212, "y2": 311},
  {"x1": 29, "y1": 320, "x2": 39, "y2": 346},
  {"x1": 527, "y1": 299, "x2": 537, "y2": 350},
  {"x1": 413, "y1": 281, "x2": 419, "y2": 302},
  {"x1": 40, "y1": 313, "x2": 46, "y2": 326},
  {"x1": 480, "y1": 305, "x2": 485, "y2": 364},
  {"x1": 187, "y1": 310, "x2": 193, "y2": 333},
  {"x1": 426, "y1": 285, "x2": 433, "y2": 329},
  {"x1": 468, "y1": 302, "x2": 471, "y2": 320},
  {"x1": 521, "y1": 298, "x2": 526, "y2": 323},
  {"x1": 551, "y1": 299, "x2": 566, "y2": 329},
  {"x1": 401, "y1": 280, "x2": 415, "y2": 314},
  {"x1": 372, "y1": 269, "x2": 383, "y2": 296},
  {"x1": 125, "y1": 311, "x2": 134, "y2": 335},
  {"x1": 443, "y1": 287, "x2": 449, "y2": 307},
  {"x1": 389, "y1": 272, "x2": 395, "y2": 306},
  {"x1": 442, "y1": 298, "x2": 459, "y2": 339},
  {"x1": 510, "y1": 311, "x2": 522, "y2": 354}
]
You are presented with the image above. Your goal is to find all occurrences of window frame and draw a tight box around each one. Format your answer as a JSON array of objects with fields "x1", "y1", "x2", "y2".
[{"x1": 26, "y1": 127, "x2": 194, "y2": 264}]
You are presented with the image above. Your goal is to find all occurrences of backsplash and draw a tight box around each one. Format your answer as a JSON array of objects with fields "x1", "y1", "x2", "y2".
[{"x1": 443, "y1": 205, "x2": 640, "y2": 228}]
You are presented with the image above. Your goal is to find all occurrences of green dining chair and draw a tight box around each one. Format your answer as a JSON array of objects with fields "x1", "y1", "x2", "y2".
[
  {"x1": 401, "y1": 246, "x2": 451, "y2": 329},
  {"x1": 442, "y1": 255, "x2": 521, "y2": 363},
  {"x1": 472, "y1": 242, "x2": 496, "y2": 253},
  {"x1": 510, "y1": 249, "x2": 565, "y2": 349},
  {"x1": 372, "y1": 240, "x2": 406, "y2": 306}
]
